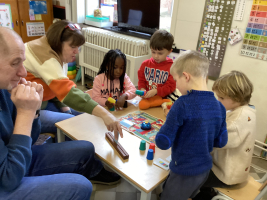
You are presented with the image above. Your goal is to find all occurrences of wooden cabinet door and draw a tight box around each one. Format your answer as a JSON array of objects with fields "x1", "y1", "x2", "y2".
[
  {"x1": 17, "y1": 0, "x2": 53, "y2": 43},
  {"x1": 0, "y1": 0, "x2": 21, "y2": 36}
]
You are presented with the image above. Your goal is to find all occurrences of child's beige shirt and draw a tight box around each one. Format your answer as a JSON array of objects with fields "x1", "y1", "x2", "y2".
[{"x1": 211, "y1": 105, "x2": 256, "y2": 185}]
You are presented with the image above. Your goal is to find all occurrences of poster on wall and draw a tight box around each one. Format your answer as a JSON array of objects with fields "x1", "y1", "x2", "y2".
[
  {"x1": 241, "y1": 0, "x2": 267, "y2": 61},
  {"x1": 26, "y1": 22, "x2": 45, "y2": 37},
  {"x1": 29, "y1": 1, "x2": 47, "y2": 14},
  {"x1": 196, "y1": 0, "x2": 237, "y2": 80},
  {"x1": 0, "y1": 4, "x2": 13, "y2": 29}
]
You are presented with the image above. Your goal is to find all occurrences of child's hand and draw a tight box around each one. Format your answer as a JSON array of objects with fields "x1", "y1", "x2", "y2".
[
  {"x1": 144, "y1": 89, "x2": 157, "y2": 98},
  {"x1": 105, "y1": 100, "x2": 115, "y2": 110},
  {"x1": 164, "y1": 108, "x2": 170, "y2": 117},
  {"x1": 115, "y1": 94, "x2": 127, "y2": 110}
]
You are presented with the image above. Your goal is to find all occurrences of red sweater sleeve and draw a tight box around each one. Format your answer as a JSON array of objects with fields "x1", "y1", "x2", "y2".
[
  {"x1": 157, "y1": 72, "x2": 176, "y2": 97},
  {"x1": 138, "y1": 62, "x2": 147, "y2": 90}
]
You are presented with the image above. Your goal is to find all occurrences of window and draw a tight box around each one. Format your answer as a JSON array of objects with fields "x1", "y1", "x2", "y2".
[
  {"x1": 87, "y1": 0, "x2": 174, "y2": 31},
  {"x1": 160, "y1": 0, "x2": 174, "y2": 32}
]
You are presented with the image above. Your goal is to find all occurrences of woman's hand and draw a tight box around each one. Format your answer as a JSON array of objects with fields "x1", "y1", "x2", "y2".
[
  {"x1": 102, "y1": 113, "x2": 123, "y2": 141},
  {"x1": 92, "y1": 105, "x2": 123, "y2": 141},
  {"x1": 61, "y1": 106, "x2": 72, "y2": 114},
  {"x1": 105, "y1": 100, "x2": 115, "y2": 110},
  {"x1": 115, "y1": 94, "x2": 127, "y2": 110}
]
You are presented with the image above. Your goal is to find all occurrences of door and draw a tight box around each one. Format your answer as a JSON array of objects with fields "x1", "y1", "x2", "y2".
[
  {"x1": 18, "y1": 0, "x2": 53, "y2": 43},
  {"x1": 0, "y1": 0, "x2": 21, "y2": 36}
]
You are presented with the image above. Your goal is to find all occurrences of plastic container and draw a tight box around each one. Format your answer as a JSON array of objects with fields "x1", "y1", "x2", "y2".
[
  {"x1": 86, "y1": 15, "x2": 109, "y2": 22},
  {"x1": 84, "y1": 19, "x2": 113, "y2": 28}
]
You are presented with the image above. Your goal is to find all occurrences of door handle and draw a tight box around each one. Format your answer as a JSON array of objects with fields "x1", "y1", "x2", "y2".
[
  {"x1": 21, "y1": 20, "x2": 24, "y2": 26},
  {"x1": 16, "y1": 20, "x2": 19, "y2": 26}
]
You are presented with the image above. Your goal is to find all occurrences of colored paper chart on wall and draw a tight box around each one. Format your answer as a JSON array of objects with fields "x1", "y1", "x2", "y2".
[
  {"x1": 0, "y1": 4, "x2": 13, "y2": 29},
  {"x1": 197, "y1": 0, "x2": 237, "y2": 80},
  {"x1": 26, "y1": 22, "x2": 45, "y2": 37},
  {"x1": 241, "y1": 0, "x2": 267, "y2": 60}
]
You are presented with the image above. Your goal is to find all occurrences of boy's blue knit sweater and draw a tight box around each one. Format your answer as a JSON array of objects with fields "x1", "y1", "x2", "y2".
[
  {"x1": 155, "y1": 90, "x2": 228, "y2": 176},
  {"x1": 0, "y1": 89, "x2": 41, "y2": 191}
]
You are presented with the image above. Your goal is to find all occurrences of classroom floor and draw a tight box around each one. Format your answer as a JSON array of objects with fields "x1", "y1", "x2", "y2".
[
  {"x1": 74, "y1": 76, "x2": 267, "y2": 200},
  {"x1": 88, "y1": 166, "x2": 267, "y2": 200}
]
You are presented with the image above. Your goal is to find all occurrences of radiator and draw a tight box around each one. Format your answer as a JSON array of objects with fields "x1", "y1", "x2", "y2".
[{"x1": 79, "y1": 27, "x2": 151, "y2": 86}]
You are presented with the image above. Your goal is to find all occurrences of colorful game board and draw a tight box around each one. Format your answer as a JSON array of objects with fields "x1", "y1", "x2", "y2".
[
  {"x1": 118, "y1": 111, "x2": 164, "y2": 143},
  {"x1": 241, "y1": 0, "x2": 267, "y2": 60}
]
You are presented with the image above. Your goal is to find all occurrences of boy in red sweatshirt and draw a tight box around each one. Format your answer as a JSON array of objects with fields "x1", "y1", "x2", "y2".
[{"x1": 138, "y1": 30, "x2": 176, "y2": 99}]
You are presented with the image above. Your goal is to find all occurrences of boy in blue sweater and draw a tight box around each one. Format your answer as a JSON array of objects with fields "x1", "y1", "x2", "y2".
[{"x1": 155, "y1": 50, "x2": 228, "y2": 200}]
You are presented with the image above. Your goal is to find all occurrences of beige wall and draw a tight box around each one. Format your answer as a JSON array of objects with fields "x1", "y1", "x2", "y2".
[{"x1": 173, "y1": 0, "x2": 267, "y2": 153}]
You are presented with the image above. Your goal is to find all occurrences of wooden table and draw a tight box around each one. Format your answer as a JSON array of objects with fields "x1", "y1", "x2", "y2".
[{"x1": 55, "y1": 102, "x2": 171, "y2": 200}]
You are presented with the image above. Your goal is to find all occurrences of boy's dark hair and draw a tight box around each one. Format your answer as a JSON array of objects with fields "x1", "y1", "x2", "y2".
[
  {"x1": 46, "y1": 20, "x2": 85, "y2": 56},
  {"x1": 97, "y1": 49, "x2": 127, "y2": 96},
  {"x1": 150, "y1": 30, "x2": 174, "y2": 51}
]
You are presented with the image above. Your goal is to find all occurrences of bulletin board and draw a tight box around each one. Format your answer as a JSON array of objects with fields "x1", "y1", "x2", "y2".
[
  {"x1": 197, "y1": 0, "x2": 237, "y2": 80},
  {"x1": 241, "y1": 0, "x2": 267, "y2": 60},
  {"x1": 0, "y1": 4, "x2": 13, "y2": 29}
]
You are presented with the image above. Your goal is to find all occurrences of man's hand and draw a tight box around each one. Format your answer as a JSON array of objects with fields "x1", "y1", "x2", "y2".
[
  {"x1": 105, "y1": 100, "x2": 115, "y2": 110},
  {"x1": 144, "y1": 89, "x2": 157, "y2": 99},
  {"x1": 20, "y1": 80, "x2": 43, "y2": 109},
  {"x1": 11, "y1": 80, "x2": 44, "y2": 137},
  {"x1": 11, "y1": 83, "x2": 43, "y2": 117},
  {"x1": 115, "y1": 94, "x2": 127, "y2": 110}
]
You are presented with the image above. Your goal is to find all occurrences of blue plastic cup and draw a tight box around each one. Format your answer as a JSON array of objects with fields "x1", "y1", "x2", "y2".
[{"x1": 146, "y1": 149, "x2": 154, "y2": 160}]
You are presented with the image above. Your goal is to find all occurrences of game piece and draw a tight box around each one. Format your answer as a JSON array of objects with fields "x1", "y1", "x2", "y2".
[
  {"x1": 139, "y1": 140, "x2": 146, "y2": 150},
  {"x1": 135, "y1": 90, "x2": 146, "y2": 96},
  {"x1": 146, "y1": 149, "x2": 154, "y2": 160},
  {"x1": 149, "y1": 143, "x2": 155, "y2": 153},
  {"x1": 105, "y1": 132, "x2": 129, "y2": 160},
  {"x1": 141, "y1": 121, "x2": 151, "y2": 130},
  {"x1": 107, "y1": 97, "x2": 116, "y2": 111},
  {"x1": 153, "y1": 158, "x2": 170, "y2": 170}
]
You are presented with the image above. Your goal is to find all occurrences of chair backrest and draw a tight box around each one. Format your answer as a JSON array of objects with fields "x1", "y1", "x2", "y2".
[
  {"x1": 85, "y1": 89, "x2": 93, "y2": 97},
  {"x1": 215, "y1": 176, "x2": 262, "y2": 200}
]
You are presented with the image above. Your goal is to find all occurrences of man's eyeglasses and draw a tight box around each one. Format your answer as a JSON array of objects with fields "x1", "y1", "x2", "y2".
[{"x1": 65, "y1": 23, "x2": 81, "y2": 31}]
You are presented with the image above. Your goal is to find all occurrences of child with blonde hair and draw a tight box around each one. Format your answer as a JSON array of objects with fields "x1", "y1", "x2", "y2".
[
  {"x1": 156, "y1": 50, "x2": 228, "y2": 200},
  {"x1": 193, "y1": 70, "x2": 256, "y2": 200}
]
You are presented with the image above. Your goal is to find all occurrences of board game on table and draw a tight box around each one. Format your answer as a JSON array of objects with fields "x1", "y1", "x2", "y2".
[{"x1": 118, "y1": 111, "x2": 164, "y2": 143}]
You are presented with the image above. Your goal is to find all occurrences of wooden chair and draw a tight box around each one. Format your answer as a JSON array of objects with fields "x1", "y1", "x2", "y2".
[
  {"x1": 211, "y1": 174, "x2": 267, "y2": 200},
  {"x1": 212, "y1": 142, "x2": 267, "y2": 200}
]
